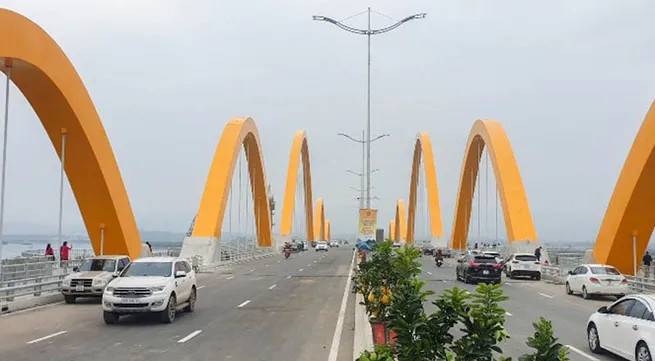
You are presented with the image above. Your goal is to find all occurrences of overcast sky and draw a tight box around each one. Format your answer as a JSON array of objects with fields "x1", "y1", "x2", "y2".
[{"x1": 2, "y1": 0, "x2": 655, "y2": 243}]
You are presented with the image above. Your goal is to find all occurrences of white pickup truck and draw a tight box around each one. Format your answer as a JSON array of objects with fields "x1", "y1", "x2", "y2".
[{"x1": 102, "y1": 257, "x2": 197, "y2": 324}]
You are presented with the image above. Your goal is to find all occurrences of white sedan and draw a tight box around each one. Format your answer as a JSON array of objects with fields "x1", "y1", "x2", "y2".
[
  {"x1": 566, "y1": 264, "x2": 629, "y2": 300},
  {"x1": 587, "y1": 294, "x2": 654, "y2": 360}
]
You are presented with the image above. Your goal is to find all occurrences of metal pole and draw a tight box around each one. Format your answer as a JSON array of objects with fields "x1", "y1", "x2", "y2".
[
  {"x1": 100, "y1": 224, "x2": 105, "y2": 256},
  {"x1": 365, "y1": 7, "x2": 372, "y2": 209},
  {"x1": 477, "y1": 142, "x2": 481, "y2": 240},
  {"x1": 485, "y1": 149, "x2": 488, "y2": 239},
  {"x1": 57, "y1": 129, "x2": 67, "y2": 249},
  {"x1": 633, "y1": 234, "x2": 638, "y2": 277},
  {"x1": 360, "y1": 129, "x2": 365, "y2": 209},
  {"x1": 0, "y1": 66, "x2": 11, "y2": 263}
]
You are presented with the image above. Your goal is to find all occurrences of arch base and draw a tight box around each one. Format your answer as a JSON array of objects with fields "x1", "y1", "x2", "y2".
[{"x1": 179, "y1": 237, "x2": 221, "y2": 266}]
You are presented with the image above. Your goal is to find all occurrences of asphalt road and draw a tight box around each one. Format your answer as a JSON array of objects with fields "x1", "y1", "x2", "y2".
[
  {"x1": 420, "y1": 257, "x2": 625, "y2": 361},
  {"x1": 0, "y1": 247, "x2": 356, "y2": 361}
]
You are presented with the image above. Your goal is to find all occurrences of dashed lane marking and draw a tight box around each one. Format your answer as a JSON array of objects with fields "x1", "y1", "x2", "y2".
[
  {"x1": 427, "y1": 271, "x2": 433, "y2": 275},
  {"x1": 178, "y1": 330, "x2": 202, "y2": 343},
  {"x1": 26, "y1": 331, "x2": 67, "y2": 344},
  {"x1": 299, "y1": 268, "x2": 304, "y2": 272},
  {"x1": 539, "y1": 292, "x2": 554, "y2": 299},
  {"x1": 226, "y1": 276, "x2": 235, "y2": 280},
  {"x1": 505, "y1": 311, "x2": 513, "y2": 316},
  {"x1": 269, "y1": 284, "x2": 277, "y2": 290},
  {"x1": 237, "y1": 300, "x2": 251, "y2": 308},
  {"x1": 566, "y1": 345, "x2": 600, "y2": 361},
  {"x1": 286, "y1": 275, "x2": 292, "y2": 279},
  {"x1": 197, "y1": 285, "x2": 206, "y2": 290}
]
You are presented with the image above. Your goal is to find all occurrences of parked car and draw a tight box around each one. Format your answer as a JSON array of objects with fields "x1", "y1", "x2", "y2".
[
  {"x1": 392, "y1": 242, "x2": 402, "y2": 248},
  {"x1": 503, "y1": 253, "x2": 541, "y2": 280},
  {"x1": 566, "y1": 264, "x2": 629, "y2": 300},
  {"x1": 456, "y1": 253, "x2": 502, "y2": 284},
  {"x1": 483, "y1": 251, "x2": 502, "y2": 264},
  {"x1": 61, "y1": 255, "x2": 130, "y2": 304},
  {"x1": 423, "y1": 246, "x2": 435, "y2": 256},
  {"x1": 315, "y1": 241, "x2": 329, "y2": 252},
  {"x1": 102, "y1": 257, "x2": 197, "y2": 324},
  {"x1": 329, "y1": 240, "x2": 339, "y2": 248},
  {"x1": 441, "y1": 248, "x2": 453, "y2": 258},
  {"x1": 301, "y1": 241, "x2": 310, "y2": 251},
  {"x1": 587, "y1": 294, "x2": 654, "y2": 359}
]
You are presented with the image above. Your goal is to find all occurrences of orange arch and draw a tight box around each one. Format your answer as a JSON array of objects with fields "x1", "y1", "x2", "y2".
[
  {"x1": 594, "y1": 100, "x2": 655, "y2": 274},
  {"x1": 389, "y1": 220, "x2": 396, "y2": 241},
  {"x1": 313, "y1": 197, "x2": 326, "y2": 241},
  {"x1": 450, "y1": 120, "x2": 536, "y2": 249},
  {"x1": 192, "y1": 117, "x2": 272, "y2": 247},
  {"x1": 394, "y1": 200, "x2": 407, "y2": 242},
  {"x1": 406, "y1": 132, "x2": 444, "y2": 243},
  {"x1": 280, "y1": 131, "x2": 314, "y2": 240},
  {"x1": 0, "y1": 9, "x2": 140, "y2": 258},
  {"x1": 325, "y1": 219, "x2": 331, "y2": 240}
]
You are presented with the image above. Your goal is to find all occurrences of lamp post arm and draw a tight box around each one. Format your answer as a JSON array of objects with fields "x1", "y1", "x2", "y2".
[
  {"x1": 370, "y1": 14, "x2": 427, "y2": 35},
  {"x1": 312, "y1": 16, "x2": 368, "y2": 35}
]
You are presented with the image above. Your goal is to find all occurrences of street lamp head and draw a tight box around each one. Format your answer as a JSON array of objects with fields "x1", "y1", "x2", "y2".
[
  {"x1": 312, "y1": 15, "x2": 326, "y2": 21},
  {"x1": 413, "y1": 13, "x2": 427, "y2": 19}
]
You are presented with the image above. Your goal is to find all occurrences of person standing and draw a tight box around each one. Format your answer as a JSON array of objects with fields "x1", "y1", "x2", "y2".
[
  {"x1": 535, "y1": 246, "x2": 542, "y2": 262},
  {"x1": 643, "y1": 251, "x2": 652, "y2": 278},
  {"x1": 45, "y1": 244, "x2": 54, "y2": 261},
  {"x1": 60, "y1": 241, "x2": 72, "y2": 266}
]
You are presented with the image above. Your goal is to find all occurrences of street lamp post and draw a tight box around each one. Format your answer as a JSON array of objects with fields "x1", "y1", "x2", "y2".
[
  {"x1": 315, "y1": 9, "x2": 426, "y2": 208},
  {"x1": 338, "y1": 131, "x2": 389, "y2": 209}
]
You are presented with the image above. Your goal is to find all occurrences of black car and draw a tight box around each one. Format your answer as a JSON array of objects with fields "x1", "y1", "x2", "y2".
[
  {"x1": 423, "y1": 246, "x2": 435, "y2": 256},
  {"x1": 456, "y1": 254, "x2": 502, "y2": 284}
]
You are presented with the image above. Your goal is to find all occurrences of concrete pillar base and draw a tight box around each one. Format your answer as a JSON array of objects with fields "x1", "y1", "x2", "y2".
[
  {"x1": 583, "y1": 249, "x2": 596, "y2": 264},
  {"x1": 179, "y1": 237, "x2": 220, "y2": 265}
]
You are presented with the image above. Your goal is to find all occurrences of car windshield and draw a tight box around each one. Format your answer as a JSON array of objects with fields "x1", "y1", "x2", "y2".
[
  {"x1": 515, "y1": 255, "x2": 538, "y2": 262},
  {"x1": 473, "y1": 256, "x2": 497, "y2": 264},
  {"x1": 590, "y1": 266, "x2": 621, "y2": 275},
  {"x1": 77, "y1": 259, "x2": 116, "y2": 272},
  {"x1": 120, "y1": 262, "x2": 172, "y2": 277}
]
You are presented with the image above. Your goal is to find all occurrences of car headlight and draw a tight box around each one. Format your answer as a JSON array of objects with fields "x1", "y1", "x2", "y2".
[
  {"x1": 104, "y1": 286, "x2": 114, "y2": 294},
  {"x1": 93, "y1": 278, "x2": 108, "y2": 286},
  {"x1": 150, "y1": 285, "x2": 166, "y2": 293},
  {"x1": 62, "y1": 278, "x2": 71, "y2": 286}
]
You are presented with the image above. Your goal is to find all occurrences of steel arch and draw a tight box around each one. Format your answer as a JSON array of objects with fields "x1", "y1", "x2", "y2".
[
  {"x1": 313, "y1": 197, "x2": 326, "y2": 241},
  {"x1": 280, "y1": 131, "x2": 314, "y2": 240},
  {"x1": 191, "y1": 117, "x2": 272, "y2": 247},
  {"x1": 389, "y1": 220, "x2": 396, "y2": 241},
  {"x1": 450, "y1": 120, "x2": 536, "y2": 249},
  {"x1": 325, "y1": 219, "x2": 331, "y2": 240},
  {"x1": 0, "y1": 9, "x2": 141, "y2": 258},
  {"x1": 594, "y1": 100, "x2": 655, "y2": 274},
  {"x1": 406, "y1": 132, "x2": 444, "y2": 244}
]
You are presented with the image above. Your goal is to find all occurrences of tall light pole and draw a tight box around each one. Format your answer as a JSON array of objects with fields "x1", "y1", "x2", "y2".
[
  {"x1": 338, "y1": 131, "x2": 389, "y2": 209},
  {"x1": 315, "y1": 9, "x2": 426, "y2": 208}
]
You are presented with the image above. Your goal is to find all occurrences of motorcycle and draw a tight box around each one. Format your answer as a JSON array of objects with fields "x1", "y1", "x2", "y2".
[{"x1": 435, "y1": 258, "x2": 443, "y2": 267}]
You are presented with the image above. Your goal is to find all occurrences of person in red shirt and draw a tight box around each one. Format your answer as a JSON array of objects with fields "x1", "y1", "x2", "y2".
[
  {"x1": 45, "y1": 243, "x2": 54, "y2": 261},
  {"x1": 60, "y1": 241, "x2": 72, "y2": 261}
]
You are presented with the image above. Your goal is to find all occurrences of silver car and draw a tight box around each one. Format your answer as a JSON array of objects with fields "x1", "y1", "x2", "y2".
[{"x1": 61, "y1": 255, "x2": 130, "y2": 304}]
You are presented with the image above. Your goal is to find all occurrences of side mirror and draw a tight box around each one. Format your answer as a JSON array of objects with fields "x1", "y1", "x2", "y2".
[
  {"x1": 568, "y1": 271, "x2": 573, "y2": 275},
  {"x1": 112, "y1": 272, "x2": 119, "y2": 278},
  {"x1": 597, "y1": 306, "x2": 608, "y2": 314},
  {"x1": 175, "y1": 270, "x2": 187, "y2": 278},
  {"x1": 72, "y1": 267, "x2": 79, "y2": 272}
]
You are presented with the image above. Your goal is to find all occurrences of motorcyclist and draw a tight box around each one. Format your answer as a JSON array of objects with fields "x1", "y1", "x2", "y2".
[{"x1": 435, "y1": 249, "x2": 443, "y2": 261}]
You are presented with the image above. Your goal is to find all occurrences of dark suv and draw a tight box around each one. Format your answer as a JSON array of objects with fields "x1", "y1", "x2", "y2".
[
  {"x1": 456, "y1": 254, "x2": 502, "y2": 284},
  {"x1": 422, "y1": 246, "x2": 435, "y2": 256}
]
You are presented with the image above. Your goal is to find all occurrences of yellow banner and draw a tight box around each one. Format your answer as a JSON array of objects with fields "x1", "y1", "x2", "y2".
[{"x1": 358, "y1": 209, "x2": 378, "y2": 242}]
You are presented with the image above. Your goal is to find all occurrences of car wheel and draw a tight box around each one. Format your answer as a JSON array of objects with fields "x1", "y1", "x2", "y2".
[
  {"x1": 566, "y1": 282, "x2": 573, "y2": 295},
  {"x1": 184, "y1": 287, "x2": 196, "y2": 313},
  {"x1": 464, "y1": 274, "x2": 472, "y2": 284},
  {"x1": 509, "y1": 271, "x2": 516, "y2": 280},
  {"x1": 64, "y1": 295, "x2": 76, "y2": 304},
  {"x1": 637, "y1": 342, "x2": 652, "y2": 361},
  {"x1": 103, "y1": 311, "x2": 119, "y2": 325},
  {"x1": 535, "y1": 274, "x2": 541, "y2": 281},
  {"x1": 582, "y1": 286, "x2": 590, "y2": 300},
  {"x1": 161, "y1": 293, "x2": 177, "y2": 324},
  {"x1": 587, "y1": 323, "x2": 603, "y2": 354}
]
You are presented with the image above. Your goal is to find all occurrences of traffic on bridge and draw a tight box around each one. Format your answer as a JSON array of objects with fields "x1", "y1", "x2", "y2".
[{"x1": 1, "y1": 2, "x2": 655, "y2": 361}]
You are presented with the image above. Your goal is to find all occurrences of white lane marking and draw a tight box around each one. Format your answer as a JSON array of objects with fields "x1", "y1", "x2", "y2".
[
  {"x1": 539, "y1": 292, "x2": 554, "y2": 299},
  {"x1": 299, "y1": 268, "x2": 304, "y2": 272},
  {"x1": 566, "y1": 345, "x2": 600, "y2": 361},
  {"x1": 268, "y1": 284, "x2": 277, "y2": 290},
  {"x1": 327, "y1": 250, "x2": 357, "y2": 361},
  {"x1": 442, "y1": 280, "x2": 447, "y2": 283},
  {"x1": 249, "y1": 269, "x2": 254, "y2": 272},
  {"x1": 505, "y1": 282, "x2": 512, "y2": 286},
  {"x1": 26, "y1": 330, "x2": 67, "y2": 344},
  {"x1": 308, "y1": 264, "x2": 312, "y2": 267},
  {"x1": 286, "y1": 275, "x2": 292, "y2": 279},
  {"x1": 427, "y1": 271, "x2": 433, "y2": 275},
  {"x1": 226, "y1": 276, "x2": 235, "y2": 280},
  {"x1": 237, "y1": 300, "x2": 251, "y2": 308},
  {"x1": 314, "y1": 260, "x2": 317, "y2": 263},
  {"x1": 197, "y1": 285, "x2": 206, "y2": 290},
  {"x1": 178, "y1": 330, "x2": 202, "y2": 343},
  {"x1": 265, "y1": 264, "x2": 269, "y2": 267},
  {"x1": 1, "y1": 301, "x2": 64, "y2": 317},
  {"x1": 505, "y1": 311, "x2": 513, "y2": 316}
]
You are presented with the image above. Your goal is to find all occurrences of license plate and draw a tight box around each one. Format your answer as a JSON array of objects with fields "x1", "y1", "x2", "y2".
[
  {"x1": 118, "y1": 298, "x2": 142, "y2": 304},
  {"x1": 483, "y1": 270, "x2": 489, "y2": 275},
  {"x1": 76, "y1": 285, "x2": 85, "y2": 292}
]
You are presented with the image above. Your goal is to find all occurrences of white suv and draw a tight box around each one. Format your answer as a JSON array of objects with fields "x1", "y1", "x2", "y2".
[
  {"x1": 102, "y1": 257, "x2": 197, "y2": 324},
  {"x1": 504, "y1": 253, "x2": 542, "y2": 280}
]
